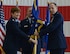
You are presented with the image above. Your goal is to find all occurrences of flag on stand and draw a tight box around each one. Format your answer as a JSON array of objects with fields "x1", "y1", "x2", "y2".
[
  {"x1": 42, "y1": 2, "x2": 50, "y2": 54},
  {"x1": 0, "y1": 0, "x2": 6, "y2": 54},
  {"x1": 45, "y1": 2, "x2": 50, "y2": 54}
]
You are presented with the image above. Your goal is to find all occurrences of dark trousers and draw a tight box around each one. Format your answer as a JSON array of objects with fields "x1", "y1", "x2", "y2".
[
  {"x1": 3, "y1": 46, "x2": 18, "y2": 54},
  {"x1": 21, "y1": 41, "x2": 33, "y2": 54},
  {"x1": 21, "y1": 39, "x2": 41, "y2": 54},
  {"x1": 22, "y1": 48, "x2": 33, "y2": 54},
  {"x1": 50, "y1": 49, "x2": 65, "y2": 54}
]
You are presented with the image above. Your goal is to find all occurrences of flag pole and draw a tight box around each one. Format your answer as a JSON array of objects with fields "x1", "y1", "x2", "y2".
[{"x1": 33, "y1": 29, "x2": 37, "y2": 54}]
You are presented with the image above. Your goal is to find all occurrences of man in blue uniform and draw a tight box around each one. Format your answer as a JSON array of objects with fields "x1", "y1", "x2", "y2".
[
  {"x1": 20, "y1": 7, "x2": 42, "y2": 54},
  {"x1": 3, "y1": 7, "x2": 37, "y2": 54},
  {"x1": 39, "y1": 2, "x2": 67, "y2": 54}
]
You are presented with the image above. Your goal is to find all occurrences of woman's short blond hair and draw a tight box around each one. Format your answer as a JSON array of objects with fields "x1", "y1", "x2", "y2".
[{"x1": 11, "y1": 7, "x2": 20, "y2": 13}]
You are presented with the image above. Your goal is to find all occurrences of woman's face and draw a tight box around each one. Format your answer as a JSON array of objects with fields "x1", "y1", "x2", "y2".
[{"x1": 12, "y1": 12, "x2": 20, "y2": 19}]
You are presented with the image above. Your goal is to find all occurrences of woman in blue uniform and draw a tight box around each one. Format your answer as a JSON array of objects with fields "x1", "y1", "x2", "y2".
[{"x1": 3, "y1": 7, "x2": 37, "y2": 54}]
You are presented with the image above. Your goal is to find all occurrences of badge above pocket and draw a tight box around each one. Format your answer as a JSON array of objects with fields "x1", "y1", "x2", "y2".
[{"x1": 24, "y1": 25, "x2": 28, "y2": 27}]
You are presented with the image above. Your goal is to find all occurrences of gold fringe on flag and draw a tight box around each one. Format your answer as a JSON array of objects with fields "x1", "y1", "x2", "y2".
[{"x1": 16, "y1": 0, "x2": 18, "y2": 7}]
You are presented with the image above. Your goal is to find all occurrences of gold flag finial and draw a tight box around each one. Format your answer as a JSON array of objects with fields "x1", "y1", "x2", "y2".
[
  {"x1": 0, "y1": 0, "x2": 3, "y2": 2},
  {"x1": 0, "y1": 0, "x2": 2, "y2": 2},
  {"x1": 16, "y1": 0, "x2": 18, "y2": 4},
  {"x1": 47, "y1": 2, "x2": 51, "y2": 5},
  {"x1": 16, "y1": 0, "x2": 18, "y2": 7},
  {"x1": 0, "y1": 0, "x2": 1, "y2": 2}
]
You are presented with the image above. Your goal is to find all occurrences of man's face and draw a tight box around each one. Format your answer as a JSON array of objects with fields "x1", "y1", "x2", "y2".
[
  {"x1": 12, "y1": 12, "x2": 20, "y2": 19},
  {"x1": 49, "y1": 4, "x2": 57, "y2": 14},
  {"x1": 27, "y1": 7, "x2": 32, "y2": 17}
]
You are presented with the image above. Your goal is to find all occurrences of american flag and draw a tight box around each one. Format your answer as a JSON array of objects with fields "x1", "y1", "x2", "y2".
[{"x1": 0, "y1": 0, "x2": 6, "y2": 53}]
